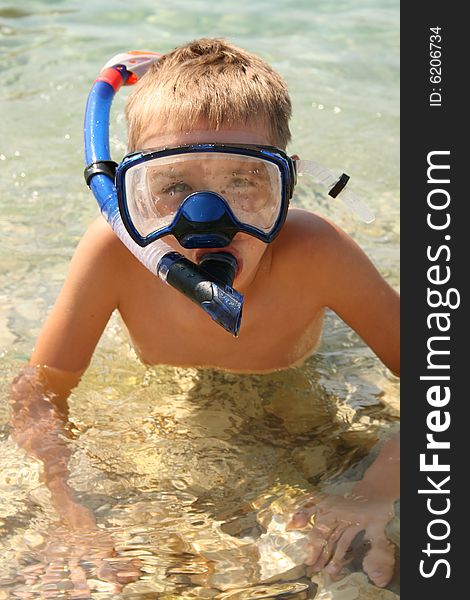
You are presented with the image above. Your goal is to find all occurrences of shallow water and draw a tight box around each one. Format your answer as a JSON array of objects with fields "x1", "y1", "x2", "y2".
[{"x1": 0, "y1": 0, "x2": 399, "y2": 598}]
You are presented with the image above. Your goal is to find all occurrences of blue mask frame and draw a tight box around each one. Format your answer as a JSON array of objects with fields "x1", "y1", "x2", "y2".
[{"x1": 115, "y1": 142, "x2": 297, "y2": 248}]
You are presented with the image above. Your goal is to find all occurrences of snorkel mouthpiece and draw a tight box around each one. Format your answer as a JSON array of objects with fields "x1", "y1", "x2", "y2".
[
  {"x1": 199, "y1": 252, "x2": 238, "y2": 288},
  {"x1": 158, "y1": 252, "x2": 243, "y2": 336}
]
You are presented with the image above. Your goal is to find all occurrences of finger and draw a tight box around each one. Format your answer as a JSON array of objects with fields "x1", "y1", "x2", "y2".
[
  {"x1": 304, "y1": 521, "x2": 338, "y2": 566},
  {"x1": 19, "y1": 562, "x2": 45, "y2": 595},
  {"x1": 116, "y1": 556, "x2": 144, "y2": 580},
  {"x1": 286, "y1": 510, "x2": 311, "y2": 529},
  {"x1": 286, "y1": 492, "x2": 327, "y2": 529},
  {"x1": 362, "y1": 533, "x2": 396, "y2": 588},
  {"x1": 325, "y1": 525, "x2": 363, "y2": 576},
  {"x1": 116, "y1": 564, "x2": 142, "y2": 584},
  {"x1": 97, "y1": 557, "x2": 122, "y2": 582},
  {"x1": 96, "y1": 555, "x2": 141, "y2": 585},
  {"x1": 20, "y1": 562, "x2": 45, "y2": 584},
  {"x1": 311, "y1": 524, "x2": 345, "y2": 572},
  {"x1": 68, "y1": 559, "x2": 92, "y2": 598},
  {"x1": 41, "y1": 560, "x2": 67, "y2": 587},
  {"x1": 21, "y1": 562, "x2": 46, "y2": 574}
]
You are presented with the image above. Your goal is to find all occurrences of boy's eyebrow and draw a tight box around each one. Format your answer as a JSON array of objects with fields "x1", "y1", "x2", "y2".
[
  {"x1": 147, "y1": 158, "x2": 271, "y2": 180},
  {"x1": 149, "y1": 167, "x2": 240, "y2": 183},
  {"x1": 149, "y1": 169, "x2": 188, "y2": 179},
  {"x1": 150, "y1": 166, "x2": 265, "y2": 178}
]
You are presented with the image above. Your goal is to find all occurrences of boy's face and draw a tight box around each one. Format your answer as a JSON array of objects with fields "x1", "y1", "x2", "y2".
[{"x1": 138, "y1": 119, "x2": 277, "y2": 290}]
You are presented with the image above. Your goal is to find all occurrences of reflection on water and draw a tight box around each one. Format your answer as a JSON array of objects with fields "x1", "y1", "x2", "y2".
[{"x1": 0, "y1": 349, "x2": 399, "y2": 598}]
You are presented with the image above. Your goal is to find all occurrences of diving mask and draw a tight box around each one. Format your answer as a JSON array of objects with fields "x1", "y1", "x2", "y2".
[
  {"x1": 116, "y1": 143, "x2": 295, "y2": 248},
  {"x1": 113, "y1": 139, "x2": 374, "y2": 250}
]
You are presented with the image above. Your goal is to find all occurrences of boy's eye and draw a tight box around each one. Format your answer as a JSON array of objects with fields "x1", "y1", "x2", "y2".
[
  {"x1": 161, "y1": 181, "x2": 192, "y2": 195},
  {"x1": 230, "y1": 177, "x2": 253, "y2": 188}
]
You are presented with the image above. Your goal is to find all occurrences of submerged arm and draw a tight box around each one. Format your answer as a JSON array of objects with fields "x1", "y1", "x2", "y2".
[
  {"x1": 352, "y1": 433, "x2": 400, "y2": 502},
  {"x1": 9, "y1": 217, "x2": 123, "y2": 527},
  {"x1": 284, "y1": 212, "x2": 400, "y2": 585},
  {"x1": 9, "y1": 365, "x2": 95, "y2": 528},
  {"x1": 314, "y1": 215, "x2": 400, "y2": 376},
  {"x1": 281, "y1": 210, "x2": 399, "y2": 376},
  {"x1": 288, "y1": 433, "x2": 400, "y2": 587},
  {"x1": 10, "y1": 364, "x2": 144, "y2": 589}
]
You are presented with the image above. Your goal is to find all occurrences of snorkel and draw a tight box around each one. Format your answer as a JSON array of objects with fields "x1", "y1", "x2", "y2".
[
  {"x1": 84, "y1": 52, "x2": 244, "y2": 336},
  {"x1": 84, "y1": 51, "x2": 375, "y2": 338}
]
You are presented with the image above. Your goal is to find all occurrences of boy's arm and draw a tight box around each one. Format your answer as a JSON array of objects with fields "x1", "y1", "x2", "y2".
[
  {"x1": 288, "y1": 433, "x2": 399, "y2": 587},
  {"x1": 283, "y1": 211, "x2": 399, "y2": 585},
  {"x1": 30, "y1": 217, "x2": 123, "y2": 372},
  {"x1": 309, "y1": 214, "x2": 400, "y2": 376},
  {"x1": 10, "y1": 217, "x2": 124, "y2": 527},
  {"x1": 9, "y1": 365, "x2": 95, "y2": 527},
  {"x1": 352, "y1": 432, "x2": 400, "y2": 501}
]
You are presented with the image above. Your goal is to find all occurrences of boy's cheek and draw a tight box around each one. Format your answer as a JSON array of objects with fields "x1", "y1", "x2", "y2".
[
  {"x1": 232, "y1": 232, "x2": 266, "y2": 255},
  {"x1": 231, "y1": 236, "x2": 269, "y2": 282},
  {"x1": 239, "y1": 235, "x2": 268, "y2": 265}
]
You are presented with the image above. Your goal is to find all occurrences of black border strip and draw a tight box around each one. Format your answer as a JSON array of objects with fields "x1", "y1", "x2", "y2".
[{"x1": 401, "y1": 3, "x2": 466, "y2": 597}]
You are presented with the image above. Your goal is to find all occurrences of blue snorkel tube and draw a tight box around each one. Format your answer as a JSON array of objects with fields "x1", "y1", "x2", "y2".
[{"x1": 84, "y1": 52, "x2": 243, "y2": 336}]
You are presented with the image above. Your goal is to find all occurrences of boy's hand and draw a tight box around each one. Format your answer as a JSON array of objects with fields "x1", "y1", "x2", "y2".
[
  {"x1": 286, "y1": 491, "x2": 396, "y2": 588},
  {"x1": 18, "y1": 525, "x2": 142, "y2": 596}
]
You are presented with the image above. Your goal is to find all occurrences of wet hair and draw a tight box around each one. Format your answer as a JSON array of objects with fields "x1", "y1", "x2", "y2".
[{"x1": 125, "y1": 37, "x2": 292, "y2": 151}]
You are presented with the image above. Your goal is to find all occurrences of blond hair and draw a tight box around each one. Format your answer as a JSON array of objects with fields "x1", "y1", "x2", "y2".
[{"x1": 125, "y1": 38, "x2": 292, "y2": 151}]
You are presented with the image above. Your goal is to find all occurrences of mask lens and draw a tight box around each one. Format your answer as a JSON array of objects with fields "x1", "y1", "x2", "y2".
[{"x1": 124, "y1": 152, "x2": 283, "y2": 239}]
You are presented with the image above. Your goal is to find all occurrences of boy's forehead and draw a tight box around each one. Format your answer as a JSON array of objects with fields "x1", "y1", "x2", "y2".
[{"x1": 139, "y1": 119, "x2": 272, "y2": 150}]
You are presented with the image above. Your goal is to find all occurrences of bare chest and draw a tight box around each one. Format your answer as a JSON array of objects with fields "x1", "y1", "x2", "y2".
[{"x1": 118, "y1": 272, "x2": 324, "y2": 372}]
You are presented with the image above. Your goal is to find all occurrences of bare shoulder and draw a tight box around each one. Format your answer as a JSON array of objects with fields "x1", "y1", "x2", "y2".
[
  {"x1": 80, "y1": 215, "x2": 129, "y2": 256},
  {"x1": 29, "y1": 216, "x2": 133, "y2": 371},
  {"x1": 63, "y1": 215, "x2": 140, "y2": 305},
  {"x1": 74, "y1": 216, "x2": 137, "y2": 275},
  {"x1": 271, "y1": 207, "x2": 379, "y2": 300},
  {"x1": 273, "y1": 208, "x2": 400, "y2": 376},
  {"x1": 273, "y1": 208, "x2": 347, "y2": 264}
]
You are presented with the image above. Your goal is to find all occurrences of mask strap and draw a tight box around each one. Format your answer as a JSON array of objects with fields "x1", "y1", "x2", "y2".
[{"x1": 295, "y1": 159, "x2": 375, "y2": 223}]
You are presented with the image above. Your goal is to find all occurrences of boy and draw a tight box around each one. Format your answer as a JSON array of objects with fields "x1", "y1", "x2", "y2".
[{"x1": 10, "y1": 38, "x2": 399, "y2": 590}]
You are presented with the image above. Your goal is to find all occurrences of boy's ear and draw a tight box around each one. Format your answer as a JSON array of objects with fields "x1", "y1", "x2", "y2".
[{"x1": 290, "y1": 153, "x2": 300, "y2": 161}]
